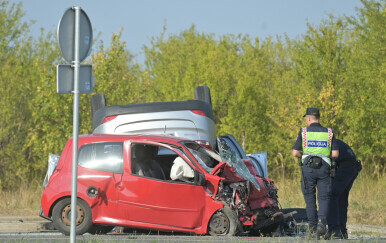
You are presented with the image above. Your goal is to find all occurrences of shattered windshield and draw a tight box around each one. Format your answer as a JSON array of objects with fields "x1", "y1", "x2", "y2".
[
  {"x1": 182, "y1": 141, "x2": 220, "y2": 173},
  {"x1": 217, "y1": 138, "x2": 260, "y2": 190},
  {"x1": 188, "y1": 149, "x2": 213, "y2": 173}
]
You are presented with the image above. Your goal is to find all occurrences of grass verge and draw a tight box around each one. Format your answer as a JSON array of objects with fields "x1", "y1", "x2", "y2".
[
  {"x1": 273, "y1": 172, "x2": 386, "y2": 226},
  {"x1": 0, "y1": 173, "x2": 385, "y2": 227},
  {"x1": 0, "y1": 180, "x2": 43, "y2": 216}
]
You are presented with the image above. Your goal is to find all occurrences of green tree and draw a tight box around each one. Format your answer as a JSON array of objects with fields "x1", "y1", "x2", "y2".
[
  {"x1": 0, "y1": 0, "x2": 35, "y2": 189},
  {"x1": 219, "y1": 37, "x2": 273, "y2": 154},
  {"x1": 290, "y1": 15, "x2": 348, "y2": 130},
  {"x1": 1, "y1": 0, "x2": 384, "y2": 190},
  {"x1": 24, "y1": 30, "x2": 70, "y2": 183},
  {"x1": 92, "y1": 32, "x2": 146, "y2": 105},
  {"x1": 144, "y1": 26, "x2": 242, "y2": 124},
  {"x1": 25, "y1": 32, "x2": 145, "y2": 187},
  {"x1": 341, "y1": 0, "x2": 385, "y2": 175}
]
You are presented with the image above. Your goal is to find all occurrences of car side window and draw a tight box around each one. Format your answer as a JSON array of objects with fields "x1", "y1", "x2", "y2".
[
  {"x1": 131, "y1": 143, "x2": 195, "y2": 183},
  {"x1": 78, "y1": 142, "x2": 123, "y2": 173}
]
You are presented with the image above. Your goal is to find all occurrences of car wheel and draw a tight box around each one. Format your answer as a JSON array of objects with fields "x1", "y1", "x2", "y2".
[
  {"x1": 52, "y1": 198, "x2": 93, "y2": 236},
  {"x1": 208, "y1": 205, "x2": 239, "y2": 236},
  {"x1": 194, "y1": 86, "x2": 212, "y2": 106},
  {"x1": 258, "y1": 223, "x2": 285, "y2": 237}
]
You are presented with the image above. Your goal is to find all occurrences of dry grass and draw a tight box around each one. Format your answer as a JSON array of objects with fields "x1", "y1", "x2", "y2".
[
  {"x1": 0, "y1": 180, "x2": 43, "y2": 216},
  {"x1": 347, "y1": 174, "x2": 386, "y2": 226},
  {"x1": 273, "y1": 173, "x2": 386, "y2": 226},
  {"x1": 274, "y1": 173, "x2": 306, "y2": 209},
  {"x1": 0, "y1": 174, "x2": 384, "y2": 227}
]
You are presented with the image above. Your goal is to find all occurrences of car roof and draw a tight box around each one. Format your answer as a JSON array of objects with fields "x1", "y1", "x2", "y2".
[{"x1": 72, "y1": 133, "x2": 188, "y2": 144}]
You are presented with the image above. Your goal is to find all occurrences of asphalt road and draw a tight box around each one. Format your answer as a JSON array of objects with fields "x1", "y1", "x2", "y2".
[
  {"x1": 1, "y1": 231, "x2": 386, "y2": 243},
  {"x1": 0, "y1": 232, "x2": 294, "y2": 243},
  {"x1": 0, "y1": 216, "x2": 385, "y2": 242}
]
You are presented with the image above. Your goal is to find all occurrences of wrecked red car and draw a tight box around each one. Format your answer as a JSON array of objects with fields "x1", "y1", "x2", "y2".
[{"x1": 40, "y1": 134, "x2": 288, "y2": 236}]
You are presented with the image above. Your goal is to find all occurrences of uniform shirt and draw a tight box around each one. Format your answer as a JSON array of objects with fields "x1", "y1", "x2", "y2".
[
  {"x1": 335, "y1": 139, "x2": 356, "y2": 163},
  {"x1": 293, "y1": 122, "x2": 339, "y2": 153}
]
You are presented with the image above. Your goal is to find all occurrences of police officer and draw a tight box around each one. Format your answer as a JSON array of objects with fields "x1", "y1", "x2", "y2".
[
  {"x1": 326, "y1": 139, "x2": 361, "y2": 239},
  {"x1": 292, "y1": 108, "x2": 339, "y2": 236}
]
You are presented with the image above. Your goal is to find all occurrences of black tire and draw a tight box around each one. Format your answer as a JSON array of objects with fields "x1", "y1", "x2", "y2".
[
  {"x1": 208, "y1": 205, "x2": 239, "y2": 236},
  {"x1": 52, "y1": 198, "x2": 93, "y2": 236},
  {"x1": 194, "y1": 86, "x2": 212, "y2": 106},
  {"x1": 91, "y1": 94, "x2": 106, "y2": 120},
  {"x1": 259, "y1": 223, "x2": 285, "y2": 237}
]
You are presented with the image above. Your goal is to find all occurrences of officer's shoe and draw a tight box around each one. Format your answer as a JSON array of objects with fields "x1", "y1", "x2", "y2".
[
  {"x1": 341, "y1": 229, "x2": 349, "y2": 239},
  {"x1": 316, "y1": 218, "x2": 327, "y2": 236},
  {"x1": 324, "y1": 230, "x2": 344, "y2": 240}
]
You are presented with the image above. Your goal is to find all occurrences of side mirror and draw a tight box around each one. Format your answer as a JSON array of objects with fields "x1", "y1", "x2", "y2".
[{"x1": 194, "y1": 170, "x2": 206, "y2": 186}]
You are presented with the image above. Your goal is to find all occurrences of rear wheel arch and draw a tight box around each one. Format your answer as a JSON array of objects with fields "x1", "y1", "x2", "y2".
[
  {"x1": 51, "y1": 197, "x2": 93, "y2": 235},
  {"x1": 49, "y1": 195, "x2": 71, "y2": 218},
  {"x1": 49, "y1": 192, "x2": 91, "y2": 218}
]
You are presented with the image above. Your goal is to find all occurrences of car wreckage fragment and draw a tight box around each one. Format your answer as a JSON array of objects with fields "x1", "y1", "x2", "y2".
[{"x1": 210, "y1": 139, "x2": 297, "y2": 235}]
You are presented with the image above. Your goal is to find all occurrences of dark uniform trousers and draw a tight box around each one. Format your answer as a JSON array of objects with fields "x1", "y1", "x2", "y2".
[
  {"x1": 327, "y1": 161, "x2": 358, "y2": 233},
  {"x1": 301, "y1": 160, "x2": 331, "y2": 228}
]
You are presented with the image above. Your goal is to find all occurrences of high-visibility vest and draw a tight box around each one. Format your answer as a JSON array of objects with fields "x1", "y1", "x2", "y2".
[{"x1": 301, "y1": 127, "x2": 333, "y2": 166}]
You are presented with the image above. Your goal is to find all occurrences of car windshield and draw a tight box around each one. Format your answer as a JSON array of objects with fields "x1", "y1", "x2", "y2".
[
  {"x1": 217, "y1": 138, "x2": 260, "y2": 190},
  {"x1": 182, "y1": 141, "x2": 220, "y2": 173},
  {"x1": 181, "y1": 140, "x2": 260, "y2": 191}
]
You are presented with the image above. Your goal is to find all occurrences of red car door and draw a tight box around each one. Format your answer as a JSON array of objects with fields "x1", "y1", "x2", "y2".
[
  {"x1": 117, "y1": 141, "x2": 207, "y2": 229},
  {"x1": 77, "y1": 142, "x2": 124, "y2": 221}
]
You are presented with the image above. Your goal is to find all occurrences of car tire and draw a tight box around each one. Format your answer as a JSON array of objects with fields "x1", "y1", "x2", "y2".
[
  {"x1": 194, "y1": 86, "x2": 212, "y2": 106},
  {"x1": 258, "y1": 222, "x2": 285, "y2": 237},
  {"x1": 91, "y1": 94, "x2": 106, "y2": 119},
  {"x1": 208, "y1": 204, "x2": 239, "y2": 236},
  {"x1": 52, "y1": 198, "x2": 93, "y2": 236}
]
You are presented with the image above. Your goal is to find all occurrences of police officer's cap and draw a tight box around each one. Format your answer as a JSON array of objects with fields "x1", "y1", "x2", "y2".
[{"x1": 303, "y1": 107, "x2": 320, "y2": 117}]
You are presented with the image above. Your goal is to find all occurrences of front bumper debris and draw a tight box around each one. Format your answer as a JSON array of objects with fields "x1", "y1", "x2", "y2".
[{"x1": 39, "y1": 208, "x2": 52, "y2": 221}]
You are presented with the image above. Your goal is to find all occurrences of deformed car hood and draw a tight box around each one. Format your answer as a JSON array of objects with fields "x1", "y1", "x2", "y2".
[
  {"x1": 210, "y1": 161, "x2": 279, "y2": 212},
  {"x1": 210, "y1": 162, "x2": 245, "y2": 183},
  {"x1": 216, "y1": 138, "x2": 261, "y2": 190}
]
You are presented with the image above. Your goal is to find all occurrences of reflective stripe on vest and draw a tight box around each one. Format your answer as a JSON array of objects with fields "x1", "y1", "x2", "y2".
[{"x1": 301, "y1": 127, "x2": 333, "y2": 166}]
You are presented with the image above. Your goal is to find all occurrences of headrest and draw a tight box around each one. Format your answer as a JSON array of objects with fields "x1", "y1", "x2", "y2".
[{"x1": 134, "y1": 144, "x2": 158, "y2": 160}]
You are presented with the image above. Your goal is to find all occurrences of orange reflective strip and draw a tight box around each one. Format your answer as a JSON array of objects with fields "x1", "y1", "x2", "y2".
[
  {"x1": 302, "y1": 127, "x2": 307, "y2": 147},
  {"x1": 327, "y1": 128, "x2": 333, "y2": 148}
]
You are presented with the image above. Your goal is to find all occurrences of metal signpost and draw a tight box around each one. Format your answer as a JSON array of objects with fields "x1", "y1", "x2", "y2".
[{"x1": 57, "y1": 6, "x2": 93, "y2": 243}]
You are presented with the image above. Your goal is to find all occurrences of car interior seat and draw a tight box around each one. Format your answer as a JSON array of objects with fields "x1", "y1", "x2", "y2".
[{"x1": 132, "y1": 144, "x2": 166, "y2": 180}]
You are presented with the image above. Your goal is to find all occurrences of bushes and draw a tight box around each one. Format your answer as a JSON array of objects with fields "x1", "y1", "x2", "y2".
[{"x1": 0, "y1": 0, "x2": 384, "y2": 189}]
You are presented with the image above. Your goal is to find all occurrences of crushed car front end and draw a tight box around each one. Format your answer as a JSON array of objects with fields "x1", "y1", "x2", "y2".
[
  {"x1": 210, "y1": 162, "x2": 283, "y2": 234},
  {"x1": 184, "y1": 137, "x2": 296, "y2": 236}
]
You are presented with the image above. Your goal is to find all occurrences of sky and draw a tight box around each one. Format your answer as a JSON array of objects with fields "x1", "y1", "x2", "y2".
[{"x1": 9, "y1": 0, "x2": 363, "y2": 63}]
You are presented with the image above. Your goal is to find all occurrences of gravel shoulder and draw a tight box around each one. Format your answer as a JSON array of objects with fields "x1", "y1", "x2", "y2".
[
  {"x1": 0, "y1": 216, "x2": 385, "y2": 239},
  {"x1": 348, "y1": 224, "x2": 386, "y2": 237}
]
